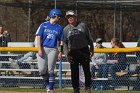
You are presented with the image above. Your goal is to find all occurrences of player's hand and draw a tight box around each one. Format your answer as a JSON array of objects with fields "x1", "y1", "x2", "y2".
[
  {"x1": 58, "y1": 52, "x2": 62, "y2": 60},
  {"x1": 38, "y1": 50, "x2": 43, "y2": 57}
]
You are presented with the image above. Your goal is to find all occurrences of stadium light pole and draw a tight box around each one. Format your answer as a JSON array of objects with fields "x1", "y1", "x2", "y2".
[
  {"x1": 28, "y1": 0, "x2": 31, "y2": 42},
  {"x1": 54, "y1": 0, "x2": 56, "y2": 9},
  {"x1": 114, "y1": 0, "x2": 117, "y2": 38},
  {"x1": 76, "y1": 1, "x2": 78, "y2": 16},
  {"x1": 120, "y1": 10, "x2": 123, "y2": 42},
  {"x1": 55, "y1": 0, "x2": 63, "y2": 89}
]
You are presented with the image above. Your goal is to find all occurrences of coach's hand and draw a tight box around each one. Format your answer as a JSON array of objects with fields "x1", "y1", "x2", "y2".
[
  {"x1": 90, "y1": 52, "x2": 94, "y2": 58},
  {"x1": 67, "y1": 55, "x2": 73, "y2": 63}
]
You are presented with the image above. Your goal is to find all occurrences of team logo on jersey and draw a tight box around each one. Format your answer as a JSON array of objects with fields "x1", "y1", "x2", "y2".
[
  {"x1": 69, "y1": 28, "x2": 80, "y2": 36},
  {"x1": 78, "y1": 29, "x2": 82, "y2": 31}
]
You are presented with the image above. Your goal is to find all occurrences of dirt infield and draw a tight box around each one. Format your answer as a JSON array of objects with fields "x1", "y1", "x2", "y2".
[
  {"x1": 0, "y1": 91, "x2": 38, "y2": 93},
  {"x1": 0, "y1": 91, "x2": 67, "y2": 93},
  {"x1": 0, "y1": 91, "x2": 45, "y2": 93}
]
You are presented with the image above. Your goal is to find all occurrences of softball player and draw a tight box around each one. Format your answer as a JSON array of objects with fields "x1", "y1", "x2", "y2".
[{"x1": 36, "y1": 9, "x2": 64, "y2": 93}]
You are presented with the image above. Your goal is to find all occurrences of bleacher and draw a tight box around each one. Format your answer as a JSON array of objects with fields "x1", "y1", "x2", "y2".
[
  {"x1": 92, "y1": 42, "x2": 138, "y2": 90},
  {"x1": 0, "y1": 42, "x2": 71, "y2": 88},
  {"x1": 0, "y1": 58, "x2": 72, "y2": 88},
  {"x1": 0, "y1": 42, "x2": 139, "y2": 89}
]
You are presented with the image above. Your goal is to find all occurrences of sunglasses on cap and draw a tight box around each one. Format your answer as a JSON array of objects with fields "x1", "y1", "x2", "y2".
[{"x1": 66, "y1": 15, "x2": 75, "y2": 18}]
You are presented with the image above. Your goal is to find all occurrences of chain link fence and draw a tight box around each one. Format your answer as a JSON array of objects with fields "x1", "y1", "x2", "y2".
[{"x1": 0, "y1": 49, "x2": 140, "y2": 91}]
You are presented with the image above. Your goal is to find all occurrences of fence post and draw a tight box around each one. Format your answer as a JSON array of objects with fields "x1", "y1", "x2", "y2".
[{"x1": 59, "y1": 59, "x2": 62, "y2": 88}]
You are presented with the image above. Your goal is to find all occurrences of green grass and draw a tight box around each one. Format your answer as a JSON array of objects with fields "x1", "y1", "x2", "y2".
[{"x1": 0, "y1": 88, "x2": 140, "y2": 93}]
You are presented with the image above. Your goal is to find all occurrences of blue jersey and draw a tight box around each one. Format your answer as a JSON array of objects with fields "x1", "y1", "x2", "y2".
[{"x1": 36, "y1": 21, "x2": 64, "y2": 48}]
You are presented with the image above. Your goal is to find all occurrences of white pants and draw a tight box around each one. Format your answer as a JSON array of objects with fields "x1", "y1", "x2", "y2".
[{"x1": 37, "y1": 47, "x2": 58, "y2": 80}]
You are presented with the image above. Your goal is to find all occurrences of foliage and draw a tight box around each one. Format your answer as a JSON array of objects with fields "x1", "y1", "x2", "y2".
[{"x1": 0, "y1": 1, "x2": 139, "y2": 42}]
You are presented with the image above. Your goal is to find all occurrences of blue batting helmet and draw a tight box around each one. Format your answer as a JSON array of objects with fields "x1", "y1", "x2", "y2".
[{"x1": 49, "y1": 9, "x2": 61, "y2": 18}]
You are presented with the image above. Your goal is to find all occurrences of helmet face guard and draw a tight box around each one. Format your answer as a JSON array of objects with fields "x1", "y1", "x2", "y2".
[{"x1": 49, "y1": 9, "x2": 62, "y2": 18}]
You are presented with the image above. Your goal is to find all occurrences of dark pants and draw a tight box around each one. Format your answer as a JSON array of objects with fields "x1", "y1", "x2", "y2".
[
  {"x1": 69, "y1": 46, "x2": 91, "y2": 90},
  {"x1": 91, "y1": 65, "x2": 96, "y2": 79},
  {"x1": 109, "y1": 63, "x2": 127, "y2": 86},
  {"x1": 91, "y1": 64, "x2": 108, "y2": 78},
  {"x1": 129, "y1": 66, "x2": 140, "y2": 90},
  {"x1": 91, "y1": 64, "x2": 109, "y2": 89},
  {"x1": 121, "y1": 66, "x2": 140, "y2": 90}
]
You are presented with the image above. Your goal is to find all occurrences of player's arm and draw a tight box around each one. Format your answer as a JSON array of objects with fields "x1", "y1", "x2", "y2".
[
  {"x1": 58, "y1": 28, "x2": 64, "y2": 60},
  {"x1": 36, "y1": 23, "x2": 45, "y2": 57},
  {"x1": 58, "y1": 41, "x2": 63, "y2": 60},
  {"x1": 37, "y1": 36, "x2": 43, "y2": 57}
]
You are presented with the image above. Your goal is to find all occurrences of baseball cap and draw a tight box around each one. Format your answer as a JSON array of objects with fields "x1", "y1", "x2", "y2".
[
  {"x1": 66, "y1": 10, "x2": 76, "y2": 17},
  {"x1": 96, "y1": 38, "x2": 102, "y2": 43}
]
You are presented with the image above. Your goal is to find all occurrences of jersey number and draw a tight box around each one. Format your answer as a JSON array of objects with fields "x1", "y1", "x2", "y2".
[{"x1": 47, "y1": 34, "x2": 54, "y2": 39}]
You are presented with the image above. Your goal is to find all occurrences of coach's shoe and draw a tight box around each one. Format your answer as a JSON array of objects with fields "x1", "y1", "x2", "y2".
[{"x1": 73, "y1": 88, "x2": 80, "y2": 93}]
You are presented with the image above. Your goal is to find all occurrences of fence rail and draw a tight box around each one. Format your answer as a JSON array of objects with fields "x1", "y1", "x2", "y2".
[{"x1": 0, "y1": 46, "x2": 140, "y2": 90}]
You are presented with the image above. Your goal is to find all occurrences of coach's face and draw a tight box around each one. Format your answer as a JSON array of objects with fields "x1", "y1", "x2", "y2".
[{"x1": 66, "y1": 15, "x2": 77, "y2": 24}]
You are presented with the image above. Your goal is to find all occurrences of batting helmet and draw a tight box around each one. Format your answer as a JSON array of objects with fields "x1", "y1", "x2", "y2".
[{"x1": 49, "y1": 9, "x2": 61, "y2": 18}]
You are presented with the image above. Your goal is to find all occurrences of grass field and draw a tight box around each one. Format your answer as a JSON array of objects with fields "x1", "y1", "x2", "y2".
[{"x1": 0, "y1": 88, "x2": 140, "y2": 93}]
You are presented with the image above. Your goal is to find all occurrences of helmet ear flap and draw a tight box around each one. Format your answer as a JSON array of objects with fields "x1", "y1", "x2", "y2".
[
  {"x1": 49, "y1": 9, "x2": 61, "y2": 18},
  {"x1": 51, "y1": 15, "x2": 55, "y2": 19}
]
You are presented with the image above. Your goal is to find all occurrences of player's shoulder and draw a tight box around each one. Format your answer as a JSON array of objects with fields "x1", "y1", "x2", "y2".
[
  {"x1": 42, "y1": 21, "x2": 49, "y2": 25},
  {"x1": 56, "y1": 23, "x2": 62, "y2": 28},
  {"x1": 40, "y1": 21, "x2": 49, "y2": 27},
  {"x1": 53, "y1": 23, "x2": 63, "y2": 31}
]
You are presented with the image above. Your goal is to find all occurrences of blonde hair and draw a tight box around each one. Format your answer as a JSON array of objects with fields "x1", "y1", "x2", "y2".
[{"x1": 111, "y1": 38, "x2": 125, "y2": 48}]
